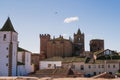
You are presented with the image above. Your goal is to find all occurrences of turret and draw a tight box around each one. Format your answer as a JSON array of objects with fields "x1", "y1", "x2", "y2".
[{"x1": 40, "y1": 34, "x2": 50, "y2": 58}]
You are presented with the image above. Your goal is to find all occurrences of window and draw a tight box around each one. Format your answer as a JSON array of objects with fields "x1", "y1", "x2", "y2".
[
  {"x1": 102, "y1": 65, "x2": 104, "y2": 68},
  {"x1": 6, "y1": 47, "x2": 8, "y2": 50},
  {"x1": 99, "y1": 72, "x2": 101, "y2": 74},
  {"x1": 6, "y1": 63, "x2": 8, "y2": 66},
  {"x1": 54, "y1": 64, "x2": 56, "y2": 68},
  {"x1": 108, "y1": 65, "x2": 110, "y2": 68},
  {"x1": 109, "y1": 72, "x2": 112, "y2": 75},
  {"x1": 48, "y1": 64, "x2": 51, "y2": 68},
  {"x1": 113, "y1": 65, "x2": 115, "y2": 68},
  {"x1": 81, "y1": 65, "x2": 84, "y2": 70},
  {"x1": 93, "y1": 72, "x2": 96, "y2": 75},
  {"x1": 3, "y1": 34, "x2": 6, "y2": 41},
  {"x1": 88, "y1": 65, "x2": 91, "y2": 69},
  {"x1": 6, "y1": 55, "x2": 8, "y2": 58}
]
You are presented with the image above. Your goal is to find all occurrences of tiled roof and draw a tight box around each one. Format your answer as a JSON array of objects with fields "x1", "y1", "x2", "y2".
[{"x1": 0, "y1": 17, "x2": 17, "y2": 32}]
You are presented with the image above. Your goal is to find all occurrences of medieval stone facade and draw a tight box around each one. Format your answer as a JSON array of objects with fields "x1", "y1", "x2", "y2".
[
  {"x1": 73, "y1": 29, "x2": 84, "y2": 56},
  {"x1": 40, "y1": 29, "x2": 85, "y2": 58},
  {"x1": 90, "y1": 39, "x2": 104, "y2": 52}
]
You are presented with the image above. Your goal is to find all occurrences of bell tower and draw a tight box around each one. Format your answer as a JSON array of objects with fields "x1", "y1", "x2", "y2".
[
  {"x1": 0, "y1": 17, "x2": 18, "y2": 76},
  {"x1": 73, "y1": 28, "x2": 84, "y2": 56}
]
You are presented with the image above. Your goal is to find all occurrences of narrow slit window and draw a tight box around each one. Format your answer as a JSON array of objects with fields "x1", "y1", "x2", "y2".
[{"x1": 3, "y1": 34, "x2": 6, "y2": 41}]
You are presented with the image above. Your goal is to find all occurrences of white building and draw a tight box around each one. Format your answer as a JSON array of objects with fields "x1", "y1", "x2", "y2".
[
  {"x1": 72, "y1": 60, "x2": 120, "y2": 77},
  {"x1": 17, "y1": 47, "x2": 34, "y2": 76},
  {"x1": 0, "y1": 17, "x2": 18, "y2": 76},
  {"x1": 71, "y1": 49, "x2": 120, "y2": 77},
  {"x1": 39, "y1": 61, "x2": 62, "y2": 69}
]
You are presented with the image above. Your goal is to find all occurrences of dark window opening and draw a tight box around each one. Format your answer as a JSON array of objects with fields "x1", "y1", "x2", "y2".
[
  {"x1": 113, "y1": 65, "x2": 115, "y2": 68},
  {"x1": 94, "y1": 72, "x2": 96, "y2": 75},
  {"x1": 48, "y1": 64, "x2": 51, "y2": 68},
  {"x1": 99, "y1": 72, "x2": 101, "y2": 74},
  {"x1": 6, "y1": 63, "x2": 8, "y2": 66},
  {"x1": 88, "y1": 65, "x2": 91, "y2": 69},
  {"x1": 109, "y1": 72, "x2": 112, "y2": 75},
  {"x1": 108, "y1": 65, "x2": 110, "y2": 68},
  {"x1": 81, "y1": 65, "x2": 84, "y2": 70},
  {"x1": 102, "y1": 65, "x2": 104, "y2": 68},
  {"x1": 3, "y1": 34, "x2": 6, "y2": 41},
  {"x1": 6, "y1": 47, "x2": 8, "y2": 50}
]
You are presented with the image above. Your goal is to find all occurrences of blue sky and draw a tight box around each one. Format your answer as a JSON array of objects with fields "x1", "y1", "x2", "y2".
[{"x1": 0, "y1": 0, "x2": 120, "y2": 53}]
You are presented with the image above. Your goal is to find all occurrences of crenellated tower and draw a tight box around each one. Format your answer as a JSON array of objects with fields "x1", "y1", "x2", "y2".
[
  {"x1": 40, "y1": 34, "x2": 50, "y2": 58},
  {"x1": 90, "y1": 39, "x2": 104, "y2": 52}
]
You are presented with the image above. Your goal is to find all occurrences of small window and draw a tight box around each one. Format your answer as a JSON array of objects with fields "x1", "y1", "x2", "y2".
[
  {"x1": 6, "y1": 47, "x2": 8, "y2": 50},
  {"x1": 54, "y1": 64, "x2": 56, "y2": 68},
  {"x1": 48, "y1": 64, "x2": 51, "y2": 68},
  {"x1": 113, "y1": 65, "x2": 115, "y2": 68},
  {"x1": 93, "y1": 72, "x2": 96, "y2": 75},
  {"x1": 6, "y1": 55, "x2": 8, "y2": 58},
  {"x1": 88, "y1": 65, "x2": 91, "y2": 69},
  {"x1": 108, "y1": 65, "x2": 110, "y2": 68},
  {"x1": 102, "y1": 65, "x2": 104, "y2": 68},
  {"x1": 81, "y1": 65, "x2": 84, "y2": 70},
  {"x1": 3, "y1": 34, "x2": 6, "y2": 41},
  {"x1": 109, "y1": 72, "x2": 112, "y2": 75},
  {"x1": 6, "y1": 63, "x2": 8, "y2": 66}
]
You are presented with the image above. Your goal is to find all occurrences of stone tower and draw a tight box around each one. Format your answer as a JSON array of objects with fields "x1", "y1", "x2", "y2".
[
  {"x1": 73, "y1": 29, "x2": 84, "y2": 56},
  {"x1": 40, "y1": 34, "x2": 50, "y2": 58},
  {"x1": 0, "y1": 17, "x2": 18, "y2": 76},
  {"x1": 90, "y1": 39, "x2": 104, "y2": 52}
]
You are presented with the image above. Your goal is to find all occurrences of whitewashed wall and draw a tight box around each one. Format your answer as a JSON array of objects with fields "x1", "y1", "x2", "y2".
[
  {"x1": 0, "y1": 43, "x2": 9, "y2": 76},
  {"x1": 17, "y1": 52, "x2": 23, "y2": 63},
  {"x1": 25, "y1": 52, "x2": 32, "y2": 74},
  {"x1": 17, "y1": 51, "x2": 33, "y2": 76},
  {"x1": 0, "y1": 32, "x2": 18, "y2": 76},
  {"x1": 72, "y1": 61, "x2": 120, "y2": 76},
  {"x1": 39, "y1": 61, "x2": 62, "y2": 69},
  {"x1": 17, "y1": 65, "x2": 26, "y2": 76}
]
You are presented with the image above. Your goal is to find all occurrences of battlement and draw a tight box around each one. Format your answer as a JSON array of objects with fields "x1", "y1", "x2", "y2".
[{"x1": 40, "y1": 34, "x2": 50, "y2": 38}]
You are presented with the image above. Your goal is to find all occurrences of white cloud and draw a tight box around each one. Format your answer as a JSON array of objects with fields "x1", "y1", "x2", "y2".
[{"x1": 64, "y1": 16, "x2": 79, "y2": 23}]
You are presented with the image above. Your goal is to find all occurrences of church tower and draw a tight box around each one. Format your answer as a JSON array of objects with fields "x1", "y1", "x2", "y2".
[
  {"x1": 73, "y1": 29, "x2": 84, "y2": 56},
  {"x1": 0, "y1": 17, "x2": 18, "y2": 76}
]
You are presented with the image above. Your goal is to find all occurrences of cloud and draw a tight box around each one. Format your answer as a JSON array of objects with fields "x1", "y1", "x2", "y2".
[{"x1": 64, "y1": 16, "x2": 79, "y2": 23}]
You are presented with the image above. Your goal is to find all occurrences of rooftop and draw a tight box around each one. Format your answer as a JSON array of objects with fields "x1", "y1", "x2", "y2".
[{"x1": 0, "y1": 17, "x2": 17, "y2": 32}]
